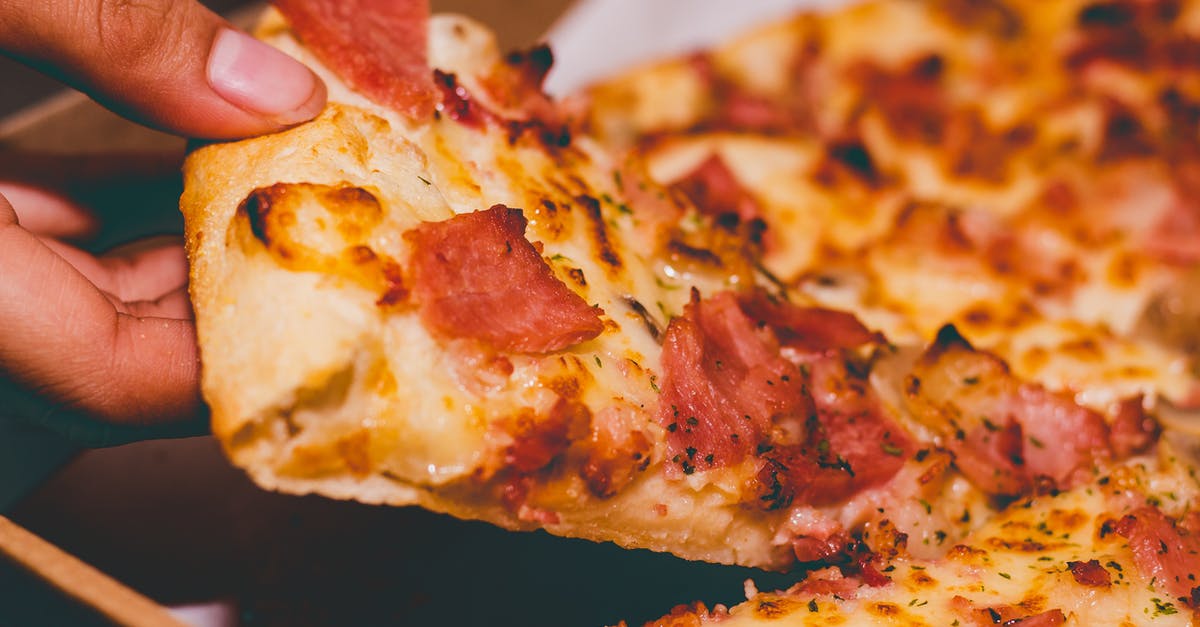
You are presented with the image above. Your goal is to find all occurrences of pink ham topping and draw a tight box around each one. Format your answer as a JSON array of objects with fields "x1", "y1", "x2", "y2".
[
  {"x1": 273, "y1": 0, "x2": 436, "y2": 119},
  {"x1": 657, "y1": 290, "x2": 808, "y2": 472},
  {"x1": 910, "y1": 326, "x2": 1114, "y2": 497},
  {"x1": 656, "y1": 289, "x2": 911, "y2": 507},
  {"x1": 670, "y1": 154, "x2": 763, "y2": 222},
  {"x1": 405, "y1": 205, "x2": 604, "y2": 353},
  {"x1": 1115, "y1": 506, "x2": 1200, "y2": 601}
]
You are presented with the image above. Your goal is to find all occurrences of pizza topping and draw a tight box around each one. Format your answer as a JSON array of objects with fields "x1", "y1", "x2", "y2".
[
  {"x1": 405, "y1": 205, "x2": 605, "y2": 353},
  {"x1": 657, "y1": 290, "x2": 807, "y2": 472},
  {"x1": 1068, "y1": 559, "x2": 1112, "y2": 587},
  {"x1": 657, "y1": 288, "x2": 910, "y2": 505},
  {"x1": 480, "y1": 45, "x2": 563, "y2": 129},
  {"x1": 273, "y1": 0, "x2": 435, "y2": 119},
  {"x1": 670, "y1": 154, "x2": 762, "y2": 222},
  {"x1": 758, "y1": 354, "x2": 914, "y2": 507},
  {"x1": 951, "y1": 596, "x2": 1066, "y2": 626},
  {"x1": 738, "y1": 293, "x2": 877, "y2": 353},
  {"x1": 1114, "y1": 506, "x2": 1200, "y2": 600},
  {"x1": 1108, "y1": 396, "x2": 1161, "y2": 458},
  {"x1": 579, "y1": 403, "x2": 652, "y2": 498},
  {"x1": 907, "y1": 326, "x2": 1112, "y2": 497},
  {"x1": 501, "y1": 398, "x2": 589, "y2": 473},
  {"x1": 433, "y1": 70, "x2": 489, "y2": 129}
]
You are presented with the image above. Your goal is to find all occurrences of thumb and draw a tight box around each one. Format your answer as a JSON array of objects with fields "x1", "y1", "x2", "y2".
[{"x1": 0, "y1": 0, "x2": 326, "y2": 139}]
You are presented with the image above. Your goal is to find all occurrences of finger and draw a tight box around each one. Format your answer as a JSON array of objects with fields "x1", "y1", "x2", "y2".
[
  {"x1": 0, "y1": 183, "x2": 98, "y2": 239},
  {"x1": 112, "y1": 286, "x2": 194, "y2": 320},
  {"x1": 0, "y1": 0, "x2": 326, "y2": 139},
  {"x1": 0, "y1": 194, "x2": 200, "y2": 426},
  {"x1": 39, "y1": 237, "x2": 188, "y2": 304}
]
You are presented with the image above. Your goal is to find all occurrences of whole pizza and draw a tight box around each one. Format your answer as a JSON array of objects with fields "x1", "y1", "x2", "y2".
[{"x1": 180, "y1": 0, "x2": 1200, "y2": 623}]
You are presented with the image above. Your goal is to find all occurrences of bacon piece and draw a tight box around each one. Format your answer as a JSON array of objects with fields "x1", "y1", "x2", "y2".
[
  {"x1": 738, "y1": 292, "x2": 877, "y2": 353},
  {"x1": 670, "y1": 155, "x2": 762, "y2": 222},
  {"x1": 433, "y1": 70, "x2": 490, "y2": 129},
  {"x1": 1108, "y1": 396, "x2": 1160, "y2": 458},
  {"x1": 273, "y1": 0, "x2": 435, "y2": 119},
  {"x1": 792, "y1": 574, "x2": 862, "y2": 599},
  {"x1": 760, "y1": 356, "x2": 914, "y2": 507},
  {"x1": 792, "y1": 529, "x2": 852, "y2": 563},
  {"x1": 857, "y1": 54, "x2": 948, "y2": 145},
  {"x1": 743, "y1": 290, "x2": 910, "y2": 507},
  {"x1": 657, "y1": 291, "x2": 809, "y2": 473},
  {"x1": 1068, "y1": 559, "x2": 1112, "y2": 587},
  {"x1": 481, "y1": 45, "x2": 562, "y2": 127},
  {"x1": 658, "y1": 289, "x2": 910, "y2": 507},
  {"x1": 579, "y1": 404, "x2": 652, "y2": 498},
  {"x1": 951, "y1": 596, "x2": 1065, "y2": 626},
  {"x1": 502, "y1": 398, "x2": 588, "y2": 474},
  {"x1": 1114, "y1": 506, "x2": 1200, "y2": 600},
  {"x1": 1146, "y1": 199, "x2": 1200, "y2": 264},
  {"x1": 405, "y1": 205, "x2": 604, "y2": 353},
  {"x1": 907, "y1": 326, "x2": 1112, "y2": 496}
]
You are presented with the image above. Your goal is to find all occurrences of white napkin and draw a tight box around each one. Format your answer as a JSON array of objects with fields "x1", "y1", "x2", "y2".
[{"x1": 544, "y1": 0, "x2": 844, "y2": 96}]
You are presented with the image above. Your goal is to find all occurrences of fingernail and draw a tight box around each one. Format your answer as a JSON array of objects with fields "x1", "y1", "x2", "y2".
[{"x1": 207, "y1": 29, "x2": 325, "y2": 125}]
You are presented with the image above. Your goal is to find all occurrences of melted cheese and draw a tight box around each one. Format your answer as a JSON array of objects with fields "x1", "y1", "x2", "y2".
[{"x1": 660, "y1": 454, "x2": 1200, "y2": 626}]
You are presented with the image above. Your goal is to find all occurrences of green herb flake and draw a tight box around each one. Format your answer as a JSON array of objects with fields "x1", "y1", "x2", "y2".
[{"x1": 1152, "y1": 598, "x2": 1178, "y2": 616}]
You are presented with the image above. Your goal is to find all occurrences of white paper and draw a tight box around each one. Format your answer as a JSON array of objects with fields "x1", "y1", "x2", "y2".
[{"x1": 544, "y1": 0, "x2": 846, "y2": 96}]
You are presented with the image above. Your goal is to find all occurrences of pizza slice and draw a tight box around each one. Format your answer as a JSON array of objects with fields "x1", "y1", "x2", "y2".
[{"x1": 182, "y1": 0, "x2": 1199, "y2": 581}]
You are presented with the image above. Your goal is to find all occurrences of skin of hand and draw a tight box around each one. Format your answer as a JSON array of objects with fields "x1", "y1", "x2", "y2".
[{"x1": 0, "y1": 0, "x2": 327, "y2": 440}]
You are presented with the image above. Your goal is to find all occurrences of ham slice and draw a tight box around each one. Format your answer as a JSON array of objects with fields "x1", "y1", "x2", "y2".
[
  {"x1": 670, "y1": 155, "x2": 763, "y2": 222},
  {"x1": 657, "y1": 289, "x2": 910, "y2": 507},
  {"x1": 273, "y1": 0, "x2": 436, "y2": 119},
  {"x1": 1115, "y1": 506, "x2": 1200, "y2": 601},
  {"x1": 657, "y1": 291, "x2": 807, "y2": 473},
  {"x1": 405, "y1": 205, "x2": 604, "y2": 353},
  {"x1": 907, "y1": 326, "x2": 1113, "y2": 496}
]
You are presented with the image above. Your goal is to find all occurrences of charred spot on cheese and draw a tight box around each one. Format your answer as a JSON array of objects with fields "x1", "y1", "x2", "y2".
[
  {"x1": 434, "y1": 69, "x2": 486, "y2": 129},
  {"x1": 572, "y1": 194, "x2": 623, "y2": 273},
  {"x1": 621, "y1": 295, "x2": 664, "y2": 342},
  {"x1": 814, "y1": 140, "x2": 883, "y2": 189},
  {"x1": 404, "y1": 205, "x2": 605, "y2": 353},
  {"x1": 233, "y1": 182, "x2": 409, "y2": 302}
]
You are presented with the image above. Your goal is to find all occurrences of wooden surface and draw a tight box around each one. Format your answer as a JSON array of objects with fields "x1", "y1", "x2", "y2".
[{"x1": 0, "y1": 516, "x2": 186, "y2": 627}]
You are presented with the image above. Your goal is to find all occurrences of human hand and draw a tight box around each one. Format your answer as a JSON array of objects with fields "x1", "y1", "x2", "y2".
[{"x1": 0, "y1": 0, "x2": 327, "y2": 443}]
